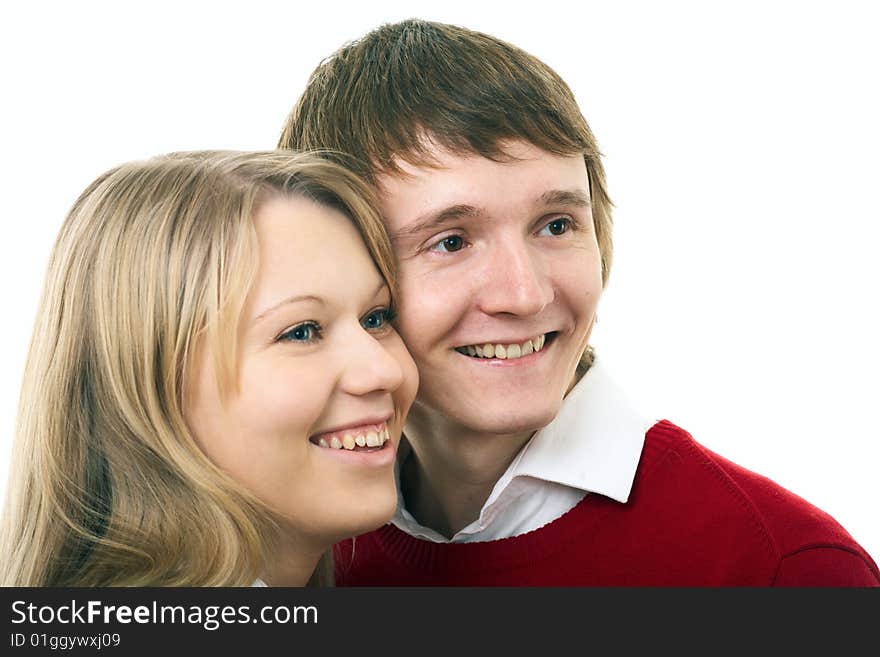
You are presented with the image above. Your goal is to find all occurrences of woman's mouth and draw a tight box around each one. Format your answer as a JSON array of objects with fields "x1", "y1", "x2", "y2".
[{"x1": 309, "y1": 422, "x2": 391, "y2": 452}]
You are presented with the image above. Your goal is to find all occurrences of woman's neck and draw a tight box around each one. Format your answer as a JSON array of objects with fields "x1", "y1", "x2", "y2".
[{"x1": 260, "y1": 533, "x2": 324, "y2": 587}]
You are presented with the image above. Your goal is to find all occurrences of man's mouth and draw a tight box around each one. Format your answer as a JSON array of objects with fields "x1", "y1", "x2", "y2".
[{"x1": 454, "y1": 332, "x2": 555, "y2": 360}]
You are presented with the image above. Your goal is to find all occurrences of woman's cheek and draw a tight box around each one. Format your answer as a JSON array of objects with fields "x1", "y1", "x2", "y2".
[{"x1": 239, "y1": 361, "x2": 329, "y2": 434}]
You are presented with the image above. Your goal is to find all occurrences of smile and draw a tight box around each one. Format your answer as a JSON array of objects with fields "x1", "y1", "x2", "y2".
[
  {"x1": 454, "y1": 332, "x2": 554, "y2": 360},
  {"x1": 309, "y1": 422, "x2": 391, "y2": 451}
]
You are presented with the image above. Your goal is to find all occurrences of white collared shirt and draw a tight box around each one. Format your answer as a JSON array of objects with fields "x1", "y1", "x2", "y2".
[{"x1": 391, "y1": 355, "x2": 657, "y2": 542}]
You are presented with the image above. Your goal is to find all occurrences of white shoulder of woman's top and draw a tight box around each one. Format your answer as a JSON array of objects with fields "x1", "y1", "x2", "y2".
[{"x1": 251, "y1": 578, "x2": 268, "y2": 587}]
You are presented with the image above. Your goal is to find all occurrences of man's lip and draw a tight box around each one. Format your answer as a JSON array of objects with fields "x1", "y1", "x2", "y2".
[
  {"x1": 453, "y1": 331, "x2": 552, "y2": 348},
  {"x1": 309, "y1": 415, "x2": 393, "y2": 439},
  {"x1": 453, "y1": 331, "x2": 558, "y2": 358}
]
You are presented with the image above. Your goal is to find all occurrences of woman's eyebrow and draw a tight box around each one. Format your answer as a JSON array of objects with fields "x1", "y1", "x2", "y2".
[
  {"x1": 253, "y1": 294, "x2": 324, "y2": 323},
  {"x1": 253, "y1": 279, "x2": 388, "y2": 324}
]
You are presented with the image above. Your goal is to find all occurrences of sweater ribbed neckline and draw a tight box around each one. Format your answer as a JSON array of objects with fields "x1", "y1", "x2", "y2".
[{"x1": 366, "y1": 420, "x2": 679, "y2": 576}]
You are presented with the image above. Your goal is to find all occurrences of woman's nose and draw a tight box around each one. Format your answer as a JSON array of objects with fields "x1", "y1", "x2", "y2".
[{"x1": 338, "y1": 325, "x2": 405, "y2": 397}]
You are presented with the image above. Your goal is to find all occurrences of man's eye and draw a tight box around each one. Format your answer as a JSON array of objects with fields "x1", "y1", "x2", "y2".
[
  {"x1": 361, "y1": 307, "x2": 396, "y2": 331},
  {"x1": 538, "y1": 217, "x2": 572, "y2": 236},
  {"x1": 278, "y1": 321, "x2": 321, "y2": 343},
  {"x1": 429, "y1": 235, "x2": 465, "y2": 253}
]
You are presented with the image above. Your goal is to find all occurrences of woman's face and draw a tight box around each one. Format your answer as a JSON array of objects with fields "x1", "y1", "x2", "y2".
[{"x1": 186, "y1": 195, "x2": 418, "y2": 548}]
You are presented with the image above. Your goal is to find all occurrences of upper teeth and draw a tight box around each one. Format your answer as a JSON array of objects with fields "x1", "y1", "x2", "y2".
[
  {"x1": 316, "y1": 425, "x2": 391, "y2": 450},
  {"x1": 456, "y1": 334, "x2": 546, "y2": 360}
]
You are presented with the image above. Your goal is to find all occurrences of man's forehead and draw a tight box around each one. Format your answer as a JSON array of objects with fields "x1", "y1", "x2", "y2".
[
  {"x1": 374, "y1": 145, "x2": 478, "y2": 187},
  {"x1": 375, "y1": 141, "x2": 589, "y2": 204},
  {"x1": 374, "y1": 133, "x2": 582, "y2": 179}
]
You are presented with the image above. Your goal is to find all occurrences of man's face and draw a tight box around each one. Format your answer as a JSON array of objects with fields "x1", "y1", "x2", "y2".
[{"x1": 378, "y1": 140, "x2": 602, "y2": 437}]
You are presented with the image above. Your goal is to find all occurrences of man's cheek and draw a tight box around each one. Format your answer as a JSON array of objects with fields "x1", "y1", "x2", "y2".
[
  {"x1": 396, "y1": 291, "x2": 437, "y2": 333},
  {"x1": 392, "y1": 312, "x2": 424, "y2": 350}
]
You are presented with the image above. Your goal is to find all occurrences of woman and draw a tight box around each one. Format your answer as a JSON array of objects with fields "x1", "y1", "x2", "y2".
[{"x1": 0, "y1": 150, "x2": 418, "y2": 586}]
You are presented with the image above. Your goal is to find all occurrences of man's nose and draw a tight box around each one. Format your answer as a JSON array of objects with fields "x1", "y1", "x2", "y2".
[{"x1": 475, "y1": 238, "x2": 553, "y2": 317}]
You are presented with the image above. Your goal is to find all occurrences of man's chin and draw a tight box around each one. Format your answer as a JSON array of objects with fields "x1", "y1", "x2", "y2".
[
  {"x1": 408, "y1": 384, "x2": 564, "y2": 437},
  {"x1": 477, "y1": 411, "x2": 558, "y2": 437},
  {"x1": 441, "y1": 404, "x2": 560, "y2": 438}
]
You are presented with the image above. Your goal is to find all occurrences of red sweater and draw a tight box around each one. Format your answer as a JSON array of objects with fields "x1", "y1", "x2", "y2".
[{"x1": 333, "y1": 420, "x2": 879, "y2": 586}]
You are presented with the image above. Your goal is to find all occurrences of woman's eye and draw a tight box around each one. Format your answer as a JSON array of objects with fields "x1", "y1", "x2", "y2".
[
  {"x1": 361, "y1": 307, "x2": 396, "y2": 331},
  {"x1": 539, "y1": 217, "x2": 571, "y2": 236},
  {"x1": 429, "y1": 235, "x2": 465, "y2": 253},
  {"x1": 278, "y1": 321, "x2": 321, "y2": 343}
]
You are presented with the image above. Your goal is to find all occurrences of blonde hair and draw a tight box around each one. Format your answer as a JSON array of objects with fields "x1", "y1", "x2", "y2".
[{"x1": 0, "y1": 150, "x2": 396, "y2": 586}]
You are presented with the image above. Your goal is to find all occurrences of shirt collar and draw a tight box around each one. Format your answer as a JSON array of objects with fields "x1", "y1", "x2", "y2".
[{"x1": 505, "y1": 355, "x2": 649, "y2": 503}]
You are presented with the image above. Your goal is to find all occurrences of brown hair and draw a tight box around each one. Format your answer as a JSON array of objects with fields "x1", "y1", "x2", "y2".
[
  {"x1": 0, "y1": 150, "x2": 394, "y2": 586},
  {"x1": 279, "y1": 18, "x2": 613, "y2": 290}
]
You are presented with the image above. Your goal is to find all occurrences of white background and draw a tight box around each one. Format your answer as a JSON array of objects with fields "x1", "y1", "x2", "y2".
[{"x1": 2, "y1": 1, "x2": 877, "y2": 565}]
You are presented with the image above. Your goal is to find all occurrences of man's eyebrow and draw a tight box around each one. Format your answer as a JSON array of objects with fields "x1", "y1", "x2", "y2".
[
  {"x1": 538, "y1": 189, "x2": 591, "y2": 208},
  {"x1": 390, "y1": 204, "x2": 482, "y2": 242},
  {"x1": 389, "y1": 190, "x2": 589, "y2": 243},
  {"x1": 254, "y1": 295, "x2": 324, "y2": 323}
]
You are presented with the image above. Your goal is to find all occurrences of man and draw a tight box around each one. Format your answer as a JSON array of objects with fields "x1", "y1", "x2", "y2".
[{"x1": 278, "y1": 19, "x2": 879, "y2": 585}]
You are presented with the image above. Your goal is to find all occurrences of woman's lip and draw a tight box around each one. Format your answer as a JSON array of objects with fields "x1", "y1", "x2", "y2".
[
  {"x1": 309, "y1": 416, "x2": 393, "y2": 440},
  {"x1": 310, "y1": 431, "x2": 398, "y2": 467}
]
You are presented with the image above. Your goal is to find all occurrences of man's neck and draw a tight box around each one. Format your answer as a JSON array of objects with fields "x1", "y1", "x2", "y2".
[{"x1": 399, "y1": 407, "x2": 535, "y2": 539}]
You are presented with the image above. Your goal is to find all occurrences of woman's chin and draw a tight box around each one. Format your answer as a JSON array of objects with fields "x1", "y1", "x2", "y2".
[
  {"x1": 305, "y1": 488, "x2": 398, "y2": 546},
  {"x1": 343, "y1": 491, "x2": 398, "y2": 538}
]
